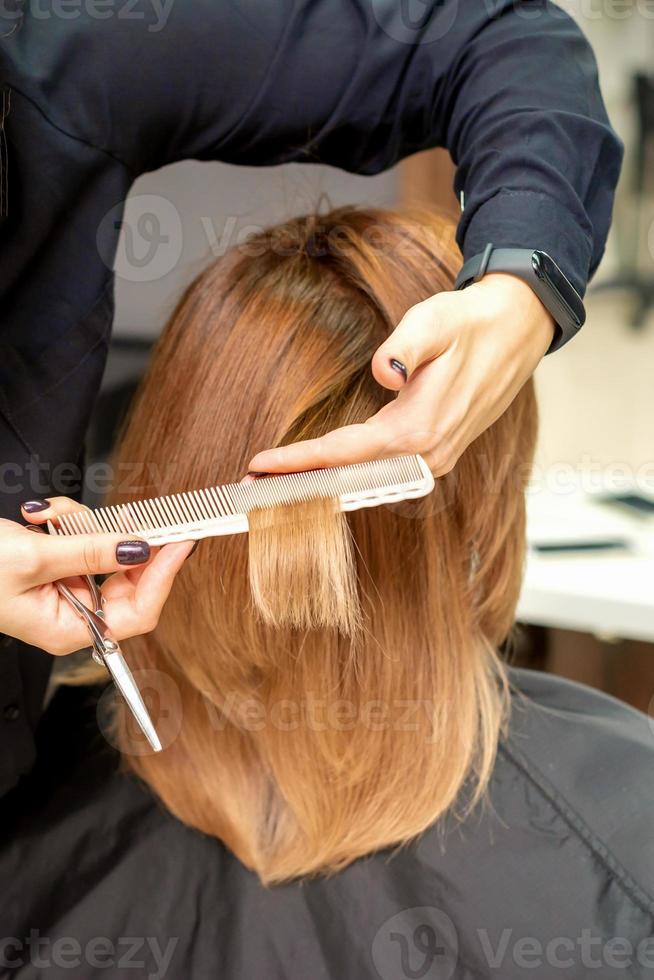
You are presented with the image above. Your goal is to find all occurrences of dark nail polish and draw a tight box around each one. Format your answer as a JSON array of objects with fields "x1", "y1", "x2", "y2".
[
  {"x1": 21, "y1": 499, "x2": 50, "y2": 513},
  {"x1": 116, "y1": 540, "x2": 151, "y2": 565},
  {"x1": 247, "y1": 471, "x2": 268, "y2": 478},
  {"x1": 390, "y1": 358, "x2": 408, "y2": 382},
  {"x1": 187, "y1": 540, "x2": 200, "y2": 559}
]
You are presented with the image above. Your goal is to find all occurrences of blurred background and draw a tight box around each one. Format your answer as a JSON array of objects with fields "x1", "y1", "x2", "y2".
[{"x1": 92, "y1": 1, "x2": 654, "y2": 711}]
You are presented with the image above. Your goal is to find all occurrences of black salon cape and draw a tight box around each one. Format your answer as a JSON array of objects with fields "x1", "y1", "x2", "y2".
[{"x1": 1, "y1": 667, "x2": 653, "y2": 980}]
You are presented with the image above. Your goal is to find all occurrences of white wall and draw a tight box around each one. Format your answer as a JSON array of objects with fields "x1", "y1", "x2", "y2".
[{"x1": 112, "y1": 161, "x2": 397, "y2": 338}]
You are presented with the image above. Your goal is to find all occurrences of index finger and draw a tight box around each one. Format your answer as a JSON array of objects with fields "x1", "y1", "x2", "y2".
[
  {"x1": 22, "y1": 529, "x2": 153, "y2": 586},
  {"x1": 248, "y1": 422, "x2": 396, "y2": 474}
]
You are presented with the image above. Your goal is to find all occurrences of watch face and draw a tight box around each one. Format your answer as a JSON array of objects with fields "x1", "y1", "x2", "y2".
[{"x1": 532, "y1": 251, "x2": 583, "y2": 326}]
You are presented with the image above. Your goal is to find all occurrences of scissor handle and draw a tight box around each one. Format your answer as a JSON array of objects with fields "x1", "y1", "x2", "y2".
[
  {"x1": 55, "y1": 580, "x2": 114, "y2": 666},
  {"x1": 81, "y1": 573, "x2": 104, "y2": 616}
]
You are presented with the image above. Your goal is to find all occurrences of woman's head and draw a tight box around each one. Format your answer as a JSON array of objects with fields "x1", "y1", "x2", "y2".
[{"x1": 108, "y1": 206, "x2": 537, "y2": 883}]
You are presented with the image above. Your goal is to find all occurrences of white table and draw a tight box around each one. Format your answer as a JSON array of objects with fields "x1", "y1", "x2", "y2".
[{"x1": 518, "y1": 486, "x2": 654, "y2": 642}]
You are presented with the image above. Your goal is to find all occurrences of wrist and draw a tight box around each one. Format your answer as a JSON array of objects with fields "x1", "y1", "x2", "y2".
[
  {"x1": 455, "y1": 246, "x2": 585, "y2": 354},
  {"x1": 465, "y1": 273, "x2": 556, "y2": 355}
]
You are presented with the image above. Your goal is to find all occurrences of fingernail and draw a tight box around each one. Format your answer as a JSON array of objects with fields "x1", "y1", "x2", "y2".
[
  {"x1": 21, "y1": 499, "x2": 50, "y2": 513},
  {"x1": 390, "y1": 358, "x2": 408, "y2": 382},
  {"x1": 247, "y1": 471, "x2": 268, "y2": 478},
  {"x1": 116, "y1": 540, "x2": 151, "y2": 565},
  {"x1": 186, "y1": 540, "x2": 200, "y2": 560}
]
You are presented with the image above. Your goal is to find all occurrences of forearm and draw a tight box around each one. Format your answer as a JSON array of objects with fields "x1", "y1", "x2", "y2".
[{"x1": 443, "y1": 1, "x2": 623, "y2": 295}]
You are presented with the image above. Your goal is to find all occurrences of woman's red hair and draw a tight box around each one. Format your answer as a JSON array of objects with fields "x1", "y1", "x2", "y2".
[{"x1": 102, "y1": 207, "x2": 537, "y2": 883}]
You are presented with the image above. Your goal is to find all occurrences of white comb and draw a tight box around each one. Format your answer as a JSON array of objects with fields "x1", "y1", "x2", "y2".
[{"x1": 46, "y1": 455, "x2": 434, "y2": 546}]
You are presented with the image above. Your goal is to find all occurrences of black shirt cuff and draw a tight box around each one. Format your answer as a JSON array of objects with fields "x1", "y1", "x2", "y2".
[{"x1": 458, "y1": 188, "x2": 594, "y2": 300}]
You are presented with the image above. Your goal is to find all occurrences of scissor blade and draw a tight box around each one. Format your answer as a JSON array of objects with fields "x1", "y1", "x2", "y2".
[{"x1": 104, "y1": 650, "x2": 162, "y2": 752}]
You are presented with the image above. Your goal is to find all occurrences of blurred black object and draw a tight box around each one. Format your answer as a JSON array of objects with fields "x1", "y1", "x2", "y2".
[
  {"x1": 84, "y1": 336, "x2": 153, "y2": 505},
  {"x1": 593, "y1": 72, "x2": 654, "y2": 329},
  {"x1": 597, "y1": 491, "x2": 654, "y2": 517}
]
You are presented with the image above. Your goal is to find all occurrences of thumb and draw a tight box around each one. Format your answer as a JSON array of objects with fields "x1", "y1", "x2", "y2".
[
  {"x1": 371, "y1": 294, "x2": 453, "y2": 390},
  {"x1": 23, "y1": 529, "x2": 152, "y2": 586}
]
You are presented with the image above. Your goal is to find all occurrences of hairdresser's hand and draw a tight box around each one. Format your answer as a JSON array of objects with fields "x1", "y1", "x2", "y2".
[
  {"x1": 0, "y1": 497, "x2": 194, "y2": 655},
  {"x1": 249, "y1": 274, "x2": 554, "y2": 476}
]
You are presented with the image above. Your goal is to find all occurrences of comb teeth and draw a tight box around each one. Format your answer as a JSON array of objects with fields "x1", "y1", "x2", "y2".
[{"x1": 49, "y1": 455, "x2": 434, "y2": 545}]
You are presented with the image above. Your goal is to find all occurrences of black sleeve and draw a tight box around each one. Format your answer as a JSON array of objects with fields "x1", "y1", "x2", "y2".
[{"x1": 6, "y1": 0, "x2": 621, "y2": 297}]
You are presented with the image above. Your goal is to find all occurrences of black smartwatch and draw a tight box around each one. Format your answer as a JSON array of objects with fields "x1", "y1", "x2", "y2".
[{"x1": 454, "y1": 244, "x2": 586, "y2": 354}]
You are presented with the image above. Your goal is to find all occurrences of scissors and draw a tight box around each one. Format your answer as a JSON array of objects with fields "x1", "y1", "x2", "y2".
[
  {"x1": 27, "y1": 524, "x2": 162, "y2": 751},
  {"x1": 56, "y1": 575, "x2": 163, "y2": 752}
]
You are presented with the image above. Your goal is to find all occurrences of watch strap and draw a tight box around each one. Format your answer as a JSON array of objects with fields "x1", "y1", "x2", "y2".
[{"x1": 454, "y1": 246, "x2": 585, "y2": 354}]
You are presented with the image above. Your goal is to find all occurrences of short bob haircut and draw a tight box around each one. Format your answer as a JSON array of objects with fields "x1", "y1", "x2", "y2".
[{"x1": 105, "y1": 206, "x2": 537, "y2": 884}]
